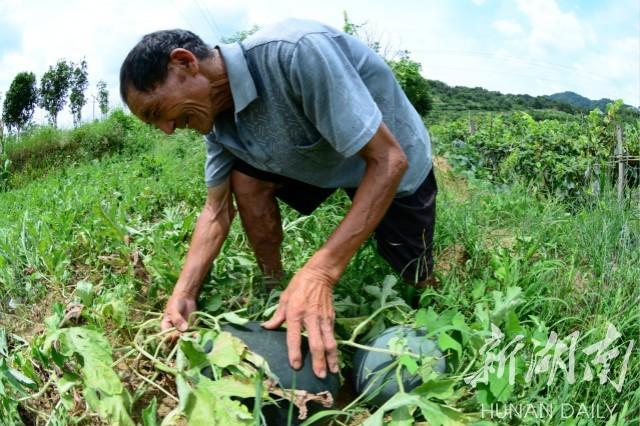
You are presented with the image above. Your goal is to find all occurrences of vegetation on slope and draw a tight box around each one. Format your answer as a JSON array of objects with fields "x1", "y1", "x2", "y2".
[{"x1": 0, "y1": 112, "x2": 638, "y2": 423}]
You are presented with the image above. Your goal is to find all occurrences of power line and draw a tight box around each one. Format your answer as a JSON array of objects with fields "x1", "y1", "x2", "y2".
[
  {"x1": 411, "y1": 48, "x2": 613, "y2": 83},
  {"x1": 169, "y1": 0, "x2": 197, "y2": 30},
  {"x1": 192, "y1": 0, "x2": 223, "y2": 41}
]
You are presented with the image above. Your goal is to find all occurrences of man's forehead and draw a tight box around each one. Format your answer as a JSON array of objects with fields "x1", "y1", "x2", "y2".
[{"x1": 127, "y1": 86, "x2": 156, "y2": 118}]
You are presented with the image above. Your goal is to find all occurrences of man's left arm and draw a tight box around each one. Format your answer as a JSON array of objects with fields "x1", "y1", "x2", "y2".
[{"x1": 262, "y1": 122, "x2": 408, "y2": 378}]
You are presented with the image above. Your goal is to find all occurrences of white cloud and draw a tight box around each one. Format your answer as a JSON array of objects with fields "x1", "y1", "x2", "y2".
[
  {"x1": 0, "y1": 0, "x2": 638, "y2": 128},
  {"x1": 516, "y1": 0, "x2": 592, "y2": 53},
  {"x1": 492, "y1": 19, "x2": 523, "y2": 36},
  {"x1": 471, "y1": 0, "x2": 486, "y2": 5}
]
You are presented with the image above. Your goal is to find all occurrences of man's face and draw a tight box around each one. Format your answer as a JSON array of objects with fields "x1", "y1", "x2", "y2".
[{"x1": 127, "y1": 61, "x2": 215, "y2": 135}]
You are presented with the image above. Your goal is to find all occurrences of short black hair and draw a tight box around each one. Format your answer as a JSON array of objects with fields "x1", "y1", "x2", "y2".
[{"x1": 119, "y1": 29, "x2": 213, "y2": 104}]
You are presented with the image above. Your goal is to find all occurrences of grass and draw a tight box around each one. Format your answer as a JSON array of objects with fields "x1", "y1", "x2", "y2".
[{"x1": 0, "y1": 119, "x2": 638, "y2": 425}]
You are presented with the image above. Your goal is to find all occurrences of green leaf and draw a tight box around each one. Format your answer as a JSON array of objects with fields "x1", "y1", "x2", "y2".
[
  {"x1": 380, "y1": 275, "x2": 398, "y2": 305},
  {"x1": 179, "y1": 340, "x2": 207, "y2": 369},
  {"x1": 504, "y1": 310, "x2": 524, "y2": 337},
  {"x1": 363, "y1": 393, "x2": 422, "y2": 426},
  {"x1": 474, "y1": 303, "x2": 490, "y2": 330},
  {"x1": 399, "y1": 354, "x2": 419, "y2": 375},
  {"x1": 412, "y1": 378, "x2": 455, "y2": 400},
  {"x1": 437, "y1": 332, "x2": 462, "y2": 359},
  {"x1": 0, "y1": 329, "x2": 8, "y2": 357},
  {"x1": 142, "y1": 397, "x2": 159, "y2": 426},
  {"x1": 219, "y1": 312, "x2": 249, "y2": 325},
  {"x1": 363, "y1": 393, "x2": 467, "y2": 426},
  {"x1": 390, "y1": 405, "x2": 413, "y2": 425},
  {"x1": 422, "y1": 307, "x2": 447, "y2": 333},
  {"x1": 0, "y1": 359, "x2": 34, "y2": 394},
  {"x1": 417, "y1": 400, "x2": 467, "y2": 426},
  {"x1": 7, "y1": 367, "x2": 36, "y2": 389},
  {"x1": 208, "y1": 332, "x2": 246, "y2": 368},
  {"x1": 56, "y1": 373, "x2": 81, "y2": 394},
  {"x1": 415, "y1": 309, "x2": 429, "y2": 328},
  {"x1": 471, "y1": 280, "x2": 486, "y2": 300},
  {"x1": 488, "y1": 370, "x2": 513, "y2": 402}
]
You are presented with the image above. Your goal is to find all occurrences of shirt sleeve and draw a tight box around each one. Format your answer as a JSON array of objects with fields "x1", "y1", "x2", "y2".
[
  {"x1": 203, "y1": 133, "x2": 235, "y2": 187},
  {"x1": 289, "y1": 33, "x2": 383, "y2": 158}
]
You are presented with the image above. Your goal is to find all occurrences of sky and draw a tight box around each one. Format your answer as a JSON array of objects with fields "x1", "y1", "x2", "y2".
[{"x1": 0, "y1": 0, "x2": 638, "y2": 127}]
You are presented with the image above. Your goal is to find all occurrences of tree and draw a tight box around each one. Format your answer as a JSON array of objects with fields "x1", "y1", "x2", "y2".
[
  {"x1": 390, "y1": 54, "x2": 432, "y2": 116},
  {"x1": 97, "y1": 80, "x2": 109, "y2": 116},
  {"x1": 39, "y1": 60, "x2": 72, "y2": 127},
  {"x1": 220, "y1": 25, "x2": 260, "y2": 43},
  {"x1": 0, "y1": 91, "x2": 4, "y2": 154},
  {"x1": 69, "y1": 59, "x2": 89, "y2": 126},
  {"x1": 342, "y1": 12, "x2": 432, "y2": 116},
  {"x1": 2, "y1": 72, "x2": 39, "y2": 134}
]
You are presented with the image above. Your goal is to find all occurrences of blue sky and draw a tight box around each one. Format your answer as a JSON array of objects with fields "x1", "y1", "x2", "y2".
[{"x1": 0, "y1": 0, "x2": 638, "y2": 127}]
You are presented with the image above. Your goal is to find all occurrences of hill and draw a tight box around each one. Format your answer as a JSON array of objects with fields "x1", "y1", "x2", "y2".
[
  {"x1": 427, "y1": 79, "x2": 578, "y2": 122},
  {"x1": 426, "y1": 80, "x2": 640, "y2": 122},
  {"x1": 547, "y1": 91, "x2": 639, "y2": 114}
]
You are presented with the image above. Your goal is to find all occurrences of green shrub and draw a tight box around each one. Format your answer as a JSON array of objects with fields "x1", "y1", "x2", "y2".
[{"x1": 4, "y1": 110, "x2": 159, "y2": 188}]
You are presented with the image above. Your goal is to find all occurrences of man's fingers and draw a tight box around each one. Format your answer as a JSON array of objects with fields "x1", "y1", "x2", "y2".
[
  {"x1": 262, "y1": 303, "x2": 286, "y2": 329},
  {"x1": 160, "y1": 315, "x2": 173, "y2": 331},
  {"x1": 174, "y1": 315, "x2": 188, "y2": 332},
  {"x1": 321, "y1": 318, "x2": 339, "y2": 374},
  {"x1": 163, "y1": 311, "x2": 188, "y2": 332},
  {"x1": 305, "y1": 316, "x2": 326, "y2": 378},
  {"x1": 286, "y1": 318, "x2": 303, "y2": 370}
]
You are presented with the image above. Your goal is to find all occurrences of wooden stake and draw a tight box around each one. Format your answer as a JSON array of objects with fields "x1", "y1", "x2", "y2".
[{"x1": 616, "y1": 124, "x2": 624, "y2": 202}]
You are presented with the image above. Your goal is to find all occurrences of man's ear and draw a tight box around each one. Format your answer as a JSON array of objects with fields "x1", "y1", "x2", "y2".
[{"x1": 169, "y1": 48, "x2": 199, "y2": 75}]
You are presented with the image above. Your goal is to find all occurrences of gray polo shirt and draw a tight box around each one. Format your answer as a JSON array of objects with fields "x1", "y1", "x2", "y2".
[{"x1": 204, "y1": 18, "x2": 432, "y2": 197}]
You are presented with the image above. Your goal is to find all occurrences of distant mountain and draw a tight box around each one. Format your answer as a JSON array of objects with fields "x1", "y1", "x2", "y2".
[
  {"x1": 547, "y1": 92, "x2": 615, "y2": 112},
  {"x1": 426, "y1": 80, "x2": 639, "y2": 122},
  {"x1": 427, "y1": 80, "x2": 579, "y2": 121}
]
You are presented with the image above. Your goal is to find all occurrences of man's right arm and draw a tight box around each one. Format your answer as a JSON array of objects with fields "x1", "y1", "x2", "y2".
[{"x1": 161, "y1": 178, "x2": 235, "y2": 331}]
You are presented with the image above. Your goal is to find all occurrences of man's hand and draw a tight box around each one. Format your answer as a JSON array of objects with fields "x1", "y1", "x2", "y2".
[
  {"x1": 262, "y1": 266, "x2": 339, "y2": 378},
  {"x1": 161, "y1": 292, "x2": 197, "y2": 332}
]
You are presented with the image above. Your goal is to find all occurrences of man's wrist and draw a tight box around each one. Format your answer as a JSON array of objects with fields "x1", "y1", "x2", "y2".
[
  {"x1": 173, "y1": 281, "x2": 199, "y2": 300},
  {"x1": 306, "y1": 250, "x2": 344, "y2": 287}
]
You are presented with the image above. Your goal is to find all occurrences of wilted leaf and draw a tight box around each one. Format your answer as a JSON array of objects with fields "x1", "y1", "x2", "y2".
[
  {"x1": 75, "y1": 280, "x2": 94, "y2": 306},
  {"x1": 208, "y1": 332, "x2": 246, "y2": 368},
  {"x1": 491, "y1": 287, "x2": 523, "y2": 325},
  {"x1": 43, "y1": 327, "x2": 134, "y2": 425},
  {"x1": 181, "y1": 379, "x2": 253, "y2": 425},
  {"x1": 84, "y1": 388, "x2": 135, "y2": 426}
]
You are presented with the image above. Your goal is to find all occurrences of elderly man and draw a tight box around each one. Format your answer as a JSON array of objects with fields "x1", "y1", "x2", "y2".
[{"x1": 120, "y1": 18, "x2": 436, "y2": 379}]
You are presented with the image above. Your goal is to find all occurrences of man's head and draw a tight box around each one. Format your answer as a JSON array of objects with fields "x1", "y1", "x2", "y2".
[{"x1": 120, "y1": 29, "x2": 230, "y2": 135}]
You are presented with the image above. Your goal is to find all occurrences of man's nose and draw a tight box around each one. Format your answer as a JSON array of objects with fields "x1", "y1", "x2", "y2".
[{"x1": 156, "y1": 120, "x2": 176, "y2": 135}]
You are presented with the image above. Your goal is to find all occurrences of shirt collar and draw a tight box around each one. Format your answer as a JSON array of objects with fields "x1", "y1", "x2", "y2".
[{"x1": 217, "y1": 42, "x2": 258, "y2": 114}]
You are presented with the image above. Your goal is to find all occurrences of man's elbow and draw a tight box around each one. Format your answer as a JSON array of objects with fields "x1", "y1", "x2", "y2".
[{"x1": 391, "y1": 149, "x2": 409, "y2": 178}]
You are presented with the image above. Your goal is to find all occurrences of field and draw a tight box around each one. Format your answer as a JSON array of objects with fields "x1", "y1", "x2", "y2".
[{"x1": 0, "y1": 112, "x2": 639, "y2": 425}]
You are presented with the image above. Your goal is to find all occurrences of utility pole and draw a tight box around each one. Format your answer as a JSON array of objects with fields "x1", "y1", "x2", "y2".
[{"x1": 92, "y1": 94, "x2": 96, "y2": 121}]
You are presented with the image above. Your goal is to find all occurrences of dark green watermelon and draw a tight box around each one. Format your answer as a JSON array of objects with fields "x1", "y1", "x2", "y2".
[
  {"x1": 202, "y1": 321, "x2": 340, "y2": 425},
  {"x1": 352, "y1": 325, "x2": 446, "y2": 406}
]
